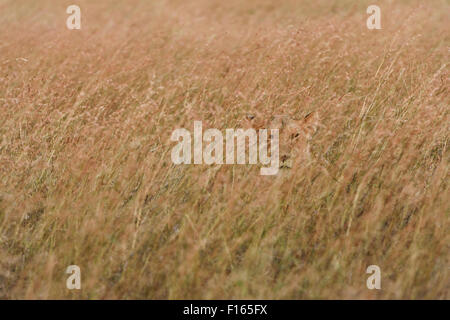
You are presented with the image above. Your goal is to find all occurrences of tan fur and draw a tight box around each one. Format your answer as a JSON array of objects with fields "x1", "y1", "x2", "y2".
[{"x1": 243, "y1": 112, "x2": 319, "y2": 168}]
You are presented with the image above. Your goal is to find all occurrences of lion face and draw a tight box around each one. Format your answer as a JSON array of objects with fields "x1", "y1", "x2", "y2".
[{"x1": 244, "y1": 112, "x2": 319, "y2": 169}]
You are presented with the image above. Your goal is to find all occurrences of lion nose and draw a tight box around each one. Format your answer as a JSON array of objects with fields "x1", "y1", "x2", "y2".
[{"x1": 281, "y1": 154, "x2": 290, "y2": 162}]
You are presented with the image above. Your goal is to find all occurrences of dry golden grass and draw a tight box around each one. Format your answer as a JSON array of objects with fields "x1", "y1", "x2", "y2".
[{"x1": 0, "y1": 0, "x2": 448, "y2": 299}]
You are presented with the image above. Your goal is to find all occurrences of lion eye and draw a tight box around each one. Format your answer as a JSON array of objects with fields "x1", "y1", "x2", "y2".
[{"x1": 291, "y1": 133, "x2": 300, "y2": 139}]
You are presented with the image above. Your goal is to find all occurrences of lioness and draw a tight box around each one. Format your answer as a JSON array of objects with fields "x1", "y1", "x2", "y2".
[{"x1": 243, "y1": 111, "x2": 319, "y2": 169}]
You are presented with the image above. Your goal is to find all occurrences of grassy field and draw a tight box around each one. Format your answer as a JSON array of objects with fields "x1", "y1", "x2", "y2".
[{"x1": 0, "y1": 0, "x2": 448, "y2": 299}]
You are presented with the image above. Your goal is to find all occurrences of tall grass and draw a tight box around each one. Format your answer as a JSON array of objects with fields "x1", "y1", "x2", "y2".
[{"x1": 0, "y1": 0, "x2": 448, "y2": 299}]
